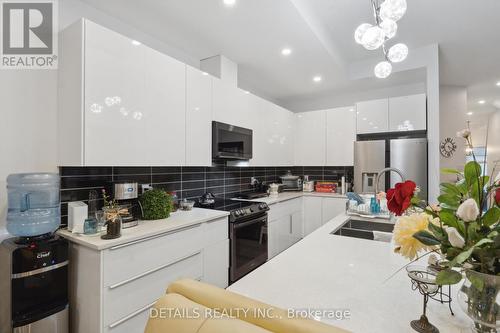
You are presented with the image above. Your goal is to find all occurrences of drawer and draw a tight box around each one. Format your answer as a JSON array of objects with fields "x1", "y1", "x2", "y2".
[
  {"x1": 104, "y1": 251, "x2": 202, "y2": 327},
  {"x1": 269, "y1": 197, "x2": 302, "y2": 221},
  {"x1": 103, "y1": 224, "x2": 202, "y2": 286},
  {"x1": 201, "y1": 217, "x2": 228, "y2": 246},
  {"x1": 104, "y1": 300, "x2": 152, "y2": 333}
]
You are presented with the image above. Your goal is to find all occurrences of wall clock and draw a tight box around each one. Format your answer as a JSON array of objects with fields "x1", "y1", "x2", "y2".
[{"x1": 440, "y1": 137, "x2": 457, "y2": 158}]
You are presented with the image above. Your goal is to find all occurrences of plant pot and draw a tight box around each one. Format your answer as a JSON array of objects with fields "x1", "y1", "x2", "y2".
[{"x1": 457, "y1": 270, "x2": 500, "y2": 333}]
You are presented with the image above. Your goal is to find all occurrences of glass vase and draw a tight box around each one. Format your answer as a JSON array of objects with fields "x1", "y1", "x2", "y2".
[{"x1": 457, "y1": 270, "x2": 500, "y2": 333}]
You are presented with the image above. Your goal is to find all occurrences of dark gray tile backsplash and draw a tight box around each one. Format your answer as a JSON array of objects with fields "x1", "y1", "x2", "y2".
[{"x1": 59, "y1": 164, "x2": 353, "y2": 226}]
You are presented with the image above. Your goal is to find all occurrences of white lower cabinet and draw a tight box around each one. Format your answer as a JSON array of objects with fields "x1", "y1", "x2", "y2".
[
  {"x1": 68, "y1": 217, "x2": 229, "y2": 333},
  {"x1": 304, "y1": 196, "x2": 347, "y2": 236},
  {"x1": 268, "y1": 198, "x2": 303, "y2": 259},
  {"x1": 303, "y1": 196, "x2": 322, "y2": 236}
]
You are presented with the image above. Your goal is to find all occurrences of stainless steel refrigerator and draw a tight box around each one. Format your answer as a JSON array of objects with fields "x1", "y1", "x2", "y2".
[{"x1": 354, "y1": 138, "x2": 428, "y2": 200}]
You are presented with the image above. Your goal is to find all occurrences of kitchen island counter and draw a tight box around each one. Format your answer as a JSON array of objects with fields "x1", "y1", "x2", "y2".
[{"x1": 228, "y1": 213, "x2": 470, "y2": 333}]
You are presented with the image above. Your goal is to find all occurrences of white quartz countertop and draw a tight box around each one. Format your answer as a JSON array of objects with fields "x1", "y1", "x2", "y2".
[
  {"x1": 228, "y1": 214, "x2": 470, "y2": 333},
  {"x1": 235, "y1": 191, "x2": 347, "y2": 205},
  {"x1": 57, "y1": 208, "x2": 229, "y2": 251}
]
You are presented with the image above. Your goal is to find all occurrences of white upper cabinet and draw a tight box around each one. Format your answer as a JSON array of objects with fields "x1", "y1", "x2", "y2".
[
  {"x1": 60, "y1": 19, "x2": 187, "y2": 166},
  {"x1": 294, "y1": 110, "x2": 326, "y2": 166},
  {"x1": 356, "y1": 98, "x2": 389, "y2": 134},
  {"x1": 326, "y1": 107, "x2": 356, "y2": 166},
  {"x1": 186, "y1": 66, "x2": 213, "y2": 166},
  {"x1": 212, "y1": 78, "x2": 253, "y2": 129},
  {"x1": 389, "y1": 94, "x2": 427, "y2": 131},
  {"x1": 253, "y1": 102, "x2": 294, "y2": 166}
]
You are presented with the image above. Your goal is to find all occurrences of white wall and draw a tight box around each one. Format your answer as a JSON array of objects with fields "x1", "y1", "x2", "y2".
[
  {"x1": 0, "y1": 71, "x2": 58, "y2": 235},
  {"x1": 439, "y1": 86, "x2": 468, "y2": 182}
]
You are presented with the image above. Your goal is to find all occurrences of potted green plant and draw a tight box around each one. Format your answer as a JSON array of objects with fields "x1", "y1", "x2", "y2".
[
  {"x1": 139, "y1": 189, "x2": 173, "y2": 220},
  {"x1": 387, "y1": 128, "x2": 500, "y2": 332}
]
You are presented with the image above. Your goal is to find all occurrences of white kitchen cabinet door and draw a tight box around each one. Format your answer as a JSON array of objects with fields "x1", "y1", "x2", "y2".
[
  {"x1": 326, "y1": 107, "x2": 356, "y2": 166},
  {"x1": 303, "y1": 196, "x2": 323, "y2": 236},
  {"x1": 356, "y1": 98, "x2": 389, "y2": 134},
  {"x1": 84, "y1": 20, "x2": 186, "y2": 166},
  {"x1": 321, "y1": 197, "x2": 347, "y2": 224},
  {"x1": 186, "y1": 66, "x2": 213, "y2": 166},
  {"x1": 84, "y1": 20, "x2": 145, "y2": 166},
  {"x1": 212, "y1": 78, "x2": 253, "y2": 129},
  {"x1": 389, "y1": 94, "x2": 427, "y2": 131},
  {"x1": 274, "y1": 105, "x2": 295, "y2": 166},
  {"x1": 203, "y1": 239, "x2": 229, "y2": 288},
  {"x1": 144, "y1": 48, "x2": 186, "y2": 166},
  {"x1": 248, "y1": 95, "x2": 271, "y2": 166},
  {"x1": 290, "y1": 210, "x2": 303, "y2": 244},
  {"x1": 294, "y1": 110, "x2": 326, "y2": 166},
  {"x1": 268, "y1": 216, "x2": 292, "y2": 259}
]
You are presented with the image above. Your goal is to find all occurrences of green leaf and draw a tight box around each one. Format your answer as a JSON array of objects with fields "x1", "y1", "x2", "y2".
[
  {"x1": 456, "y1": 179, "x2": 468, "y2": 195},
  {"x1": 482, "y1": 207, "x2": 500, "y2": 227},
  {"x1": 413, "y1": 230, "x2": 441, "y2": 246},
  {"x1": 436, "y1": 269, "x2": 462, "y2": 285},
  {"x1": 428, "y1": 222, "x2": 446, "y2": 241},
  {"x1": 437, "y1": 194, "x2": 460, "y2": 208},
  {"x1": 454, "y1": 247, "x2": 474, "y2": 265},
  {"x1": 466, "y1": 271, "x2": 485, "y2": 292},
  {"x1": 440, "y1": 183, "x2": 461, "y2": 196},
  {"x1": 464, "y1": 161, "x2": 481, "y2": 187},
  {"x1": 473, "y1": 238, "x2": 493, "y2": 247},
  {"x1": 441, "y1": 168, "x2": 461, "y2": 175},
  {"x1": 440, "y1": 210, "x2": 459, "y2": 228}
]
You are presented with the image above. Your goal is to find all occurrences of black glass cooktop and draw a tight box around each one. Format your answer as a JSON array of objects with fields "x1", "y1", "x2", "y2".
[{"x1": 195, "y1": 198, "x2": 257, "y2": 212}]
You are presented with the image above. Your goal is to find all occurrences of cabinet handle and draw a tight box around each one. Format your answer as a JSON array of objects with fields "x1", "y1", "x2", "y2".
[
  {"x1": 108, "y1": 251, "x2": 201, "y2": 289},
  {"x1": 109, "y1": 300, "x2": 157, "y2": 329},
  {"x1": 289, "y1": 216, "x2": 293, "y2": 234},
  {"x1": 109, "y1": 224, "x2": 199, "y2": 250}
]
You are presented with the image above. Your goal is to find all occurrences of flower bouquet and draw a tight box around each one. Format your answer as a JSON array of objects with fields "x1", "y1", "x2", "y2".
[{"x1": 387, "y1": 129, "x2": 499, "y2": 332}]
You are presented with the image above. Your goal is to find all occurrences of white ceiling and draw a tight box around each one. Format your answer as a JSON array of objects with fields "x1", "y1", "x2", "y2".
[{"x1": 78, "y1": 0, "x2": 500, "y2": 113}]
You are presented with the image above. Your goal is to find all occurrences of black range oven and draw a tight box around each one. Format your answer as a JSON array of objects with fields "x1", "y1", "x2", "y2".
[{"x1": 195, "y1": 198, "x2": 269, "y2": 284}]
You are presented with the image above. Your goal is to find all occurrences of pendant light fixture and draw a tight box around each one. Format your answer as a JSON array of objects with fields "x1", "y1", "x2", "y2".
[{"x1": 354, "y1": 0, "x2": 409, "y2": 78}]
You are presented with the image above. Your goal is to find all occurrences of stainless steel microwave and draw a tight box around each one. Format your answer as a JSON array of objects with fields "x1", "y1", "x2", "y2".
[{"x1": 212, "y1": 121, "x2": 253, "y2": 160}]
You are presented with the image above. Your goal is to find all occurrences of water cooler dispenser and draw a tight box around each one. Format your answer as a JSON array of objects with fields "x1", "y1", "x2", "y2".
[{"x1": 0, "y1": 173, "x2": 68, "y2": 333}]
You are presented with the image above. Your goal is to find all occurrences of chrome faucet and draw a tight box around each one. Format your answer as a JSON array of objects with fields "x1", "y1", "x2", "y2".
[{"x1": 374, "y1": 167, "x2": 406, "y2": 196}]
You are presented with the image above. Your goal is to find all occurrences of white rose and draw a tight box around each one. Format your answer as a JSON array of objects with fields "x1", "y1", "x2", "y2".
[
  {"x1": 456, "y1": 129, "x2": 471, "y2": 139},
  {"x1": 445, "y1": 227, "x2": 465, "y2": 248},
  {"x1": 456, "y1": 198, "x2": 480, "y2": 222}
]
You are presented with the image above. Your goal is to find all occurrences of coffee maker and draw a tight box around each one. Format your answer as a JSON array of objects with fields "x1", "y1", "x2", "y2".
[{"x1": 112, "y1": 181, "x2": 141, "y2": 228}]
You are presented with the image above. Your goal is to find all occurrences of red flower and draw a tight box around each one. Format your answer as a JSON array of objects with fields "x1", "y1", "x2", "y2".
[{"x1": 386, "y1": 181, "x2": 417, "y2": 216}]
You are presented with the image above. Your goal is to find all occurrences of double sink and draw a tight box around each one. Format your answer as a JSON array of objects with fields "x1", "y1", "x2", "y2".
[{"x1": 332, "y1": 219, "x2": 394, "y2": 242}]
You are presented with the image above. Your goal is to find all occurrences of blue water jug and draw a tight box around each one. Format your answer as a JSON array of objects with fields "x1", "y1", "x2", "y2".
[{"x1": 6, "y1": 173, "x2": 60, "y2": 237}]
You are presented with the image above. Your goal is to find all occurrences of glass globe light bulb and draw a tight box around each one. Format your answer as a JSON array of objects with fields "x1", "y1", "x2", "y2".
[
  {"x1": 361, "y1": 26, "x2": 386, "y2": 50},
  {"x1": 374, "y1": 61, "x2": 392, "y2": 78},
  {"x1": 379, "y1": 19, "x2": 397, "y2": 39},
  {"x1": 380, "y1": 0, "x2": 407, "y2": 22},
  {"x1": 354, "y1": 23, "x2": 372, "y2": 44},
  {"x1": 387, "y1": 43, "x2": 409, "y2": 62}
]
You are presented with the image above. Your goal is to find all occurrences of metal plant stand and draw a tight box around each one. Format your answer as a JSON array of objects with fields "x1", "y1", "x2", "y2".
[{"x1": 406, "y1": 265, "x2": 455, "y2": 333}]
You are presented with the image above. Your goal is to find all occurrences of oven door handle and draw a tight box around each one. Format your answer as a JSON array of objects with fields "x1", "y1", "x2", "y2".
[{"x1": 233, "y1": 217, "x2": 267, "y2": 229}]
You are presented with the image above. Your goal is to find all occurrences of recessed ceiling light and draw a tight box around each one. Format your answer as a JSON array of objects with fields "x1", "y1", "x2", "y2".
[
  {"x1": 131, "y1": 40, "x2": 141, "y2": 46},
  {"x1": 362, "y1": 117, "x2": 367, "y2": 121},
  {"x1": 223, "y1": 0, "x2": 236, "y2": 6},
  {"x1": 349, "y1": 108, "x2": 355, "y2": 112},
  {"x1": 478, "y1": 100, "x2": 486, "y2": 104},
  {"x1": 496, "y1": 81, "x2": 500, "y2": 86},
  {"x1": 244, "y1": 90, "x2": 250, "y2": 94},
  {"x1": 281, "y1": 48, "x2": 292, "y2": 56},
  {"x1": 313, "y1": 76, "x2": 322, "y2": 82},
  {"x1": 467, "y1": 111, "x2": 473, "y2": 116},
  {"x1": 202, "y1": 72, "x2": 209, "y2": 76}
]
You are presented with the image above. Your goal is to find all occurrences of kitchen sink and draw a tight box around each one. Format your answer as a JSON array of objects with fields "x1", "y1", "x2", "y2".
[{"x1": 331, "y1": 219, "x2": 394, "y2": 242}]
